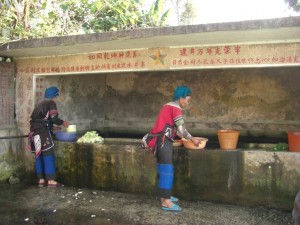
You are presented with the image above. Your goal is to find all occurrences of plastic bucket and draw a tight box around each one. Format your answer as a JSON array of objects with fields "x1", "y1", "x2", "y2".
[
  {"x1": 288, "y1": 131, "x2": 300, "y2": 152},
  {"x1": 217, "y1": 129, "x2": 240, "y2": 150}
]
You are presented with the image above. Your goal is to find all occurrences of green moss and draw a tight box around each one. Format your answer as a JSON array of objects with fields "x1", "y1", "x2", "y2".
[
  {"x1": 241, "y1": 184, "x2": 295, "y2": 210},
  {"x1": 0, "y1": 142, "x2": 25, "y2": 183},
  {"x1": 54, "y1": 142, "x2": 299, "y2": 210}
]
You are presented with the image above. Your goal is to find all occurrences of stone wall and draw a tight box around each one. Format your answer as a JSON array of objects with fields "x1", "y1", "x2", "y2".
[
  {"x1": 0, "y1": 62, "x2": 29, "y2": 182},
  {"x1": 27, "y1": 67, "x2": 300, "y2": 139},
  {"x1": 3, "y1": 65, "x2": 299, "y2": 181},
  {"x1": 0, "y1": 129, "x2": 28, "y2": 182},
  {"x1": 55, "y1": 141, "x2": 300, "y2": 210}
]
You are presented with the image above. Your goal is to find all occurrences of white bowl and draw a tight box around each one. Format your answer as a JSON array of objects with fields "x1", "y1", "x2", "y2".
[{"x1": 66, "y1": 125, "x2": 76, "y2": 133}]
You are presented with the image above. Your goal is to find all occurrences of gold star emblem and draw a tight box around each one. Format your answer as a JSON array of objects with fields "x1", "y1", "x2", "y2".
[{"x1": 149, "y1": 50, "x2": 166, "y2": 65}]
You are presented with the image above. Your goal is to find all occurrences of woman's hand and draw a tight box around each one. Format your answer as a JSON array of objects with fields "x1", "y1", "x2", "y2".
[
  {"x1": 52, "y1": 126, "x2": 61, "y2": 131},
  {"x1": 63, "y1": 121, "x2": 69, "y2": 128},
  {"x1": 190, "y1": 137, "x2": 201, "y2": 147}
]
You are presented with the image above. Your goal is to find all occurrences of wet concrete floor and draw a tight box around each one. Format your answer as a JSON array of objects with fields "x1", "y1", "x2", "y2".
[{"x1": 0, "y1": 182, "x2": 294, "y2": 225}]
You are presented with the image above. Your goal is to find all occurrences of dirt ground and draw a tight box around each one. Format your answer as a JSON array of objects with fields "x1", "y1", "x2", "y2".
[{"x1": 0, "y1": 182, "x2": 294, "y2": 225}]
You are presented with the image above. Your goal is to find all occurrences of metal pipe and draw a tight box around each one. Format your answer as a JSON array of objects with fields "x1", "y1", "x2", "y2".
[{"x1": 0, "y1": 135, "x2": 28, "y2": 140}]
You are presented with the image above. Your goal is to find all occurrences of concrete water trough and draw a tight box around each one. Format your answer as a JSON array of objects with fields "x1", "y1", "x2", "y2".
[{"x1": 54, "y1": 138, "x2": 300, "y2": 211}]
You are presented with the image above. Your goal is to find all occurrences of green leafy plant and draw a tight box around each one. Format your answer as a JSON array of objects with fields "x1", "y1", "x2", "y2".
[
  {"x1": 77, "y1": 131, "x2": 104, "y2": 143},
  {"x1": 1, "y1": 0, "x2": 171, "y2": 42},
  {"x1": 272, "y1": 143, "x2": 288, "y2": 151},
  {"x1": 139, "y1": 0, "x2": 170, "y2": 27}
]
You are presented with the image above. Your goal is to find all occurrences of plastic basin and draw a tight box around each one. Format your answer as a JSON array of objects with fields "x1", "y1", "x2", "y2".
[
  {"x1": 182, "y1": 137, "x2": 208, "y2": 149},
  {"x1": 54, "y1": 131, "x2": 76, "y2": 142}
]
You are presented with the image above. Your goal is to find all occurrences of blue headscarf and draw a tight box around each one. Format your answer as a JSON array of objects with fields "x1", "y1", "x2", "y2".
[
  {"x1": 44, "y1": 86, "x2": 59, "y2": 99},
  {"x1": 173, "y1": 86, "x2": 192, "y2": 101}
]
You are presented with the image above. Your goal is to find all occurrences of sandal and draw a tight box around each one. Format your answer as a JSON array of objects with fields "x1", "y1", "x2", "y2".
[
  {"x1": 170, "y1": 196, "x2": 179, "y2": 202},
  {"x1": 38, "y1": 182, "x2": 46, "y2": 188},
  {"x1": 161, "y1": 196, "x2": 179, "y2": 203},
  {"x1": 161, "y1": 203, "x2": 182, "y2": 212},
  {"x1": 48, "y1": 182, "x2": 64, "y2": 188}
]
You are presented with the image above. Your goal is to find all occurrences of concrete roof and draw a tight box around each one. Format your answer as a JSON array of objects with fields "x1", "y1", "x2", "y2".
[{"x1": 1, "y1": 16, "x2": 300, "y2": 59}]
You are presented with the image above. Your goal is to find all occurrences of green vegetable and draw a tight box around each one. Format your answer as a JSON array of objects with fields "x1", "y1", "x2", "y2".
[
  {"x1": 77, "y1": 131, "x2": 104, "y2": 143},
  {"x1": 272, "y1": 143, "x2": 288, "y2": 151}
]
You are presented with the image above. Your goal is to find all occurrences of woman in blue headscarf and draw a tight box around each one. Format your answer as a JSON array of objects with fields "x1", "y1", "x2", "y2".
[{"x1": 29, "y1": 86, "x2": 69, "y2": 187}]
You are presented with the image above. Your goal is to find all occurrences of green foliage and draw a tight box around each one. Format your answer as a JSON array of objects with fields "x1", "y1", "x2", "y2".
[
  {"x1": 0, "y1": 0, "x2": 171, "y2": 43},
  {"x1": 0, "y1": 0, "x2": 81, "y2": 42},
  {"x1": 180, "y1": 1, "x2": 196, "y2": 25},
  {"x1": 77, "y1": 131, "x2": 104, "y2": 143},
  {"x1": 170, "y1": 0, "x2": 183, "y2": 25},
  {"x1": 272, "y1": 143, "x2": 289, "y2": 151},
  {"x1": 87, "y1": 0, "x2": 142, "y2": 32},
  {"x1": 284, "y1": 0, "x2": 300, "y2": 12},
  {"x1": 139, "y1": 0, "x2": 170, "y2": 27},
  {"x1": 171, "y1": 0, "x2": 197, "y2": 26}
]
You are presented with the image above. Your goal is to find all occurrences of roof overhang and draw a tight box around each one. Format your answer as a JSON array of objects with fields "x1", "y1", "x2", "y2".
[{"x1": 1, "y1": 16, "x2": 300, "y2": 59}]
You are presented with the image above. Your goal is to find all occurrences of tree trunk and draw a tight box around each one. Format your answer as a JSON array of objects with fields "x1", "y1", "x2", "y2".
[{"x1": 24, "y1": 0, "x2": 30, "y2": 29}]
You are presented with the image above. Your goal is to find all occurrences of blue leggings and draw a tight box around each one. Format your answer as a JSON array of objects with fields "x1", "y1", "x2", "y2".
[
  {"x1": 36, "y1": 148, "x2": 56, "y2": 180},
  {"x1": 156, "y1": 136, "x2": 173, "y2": 199}
]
